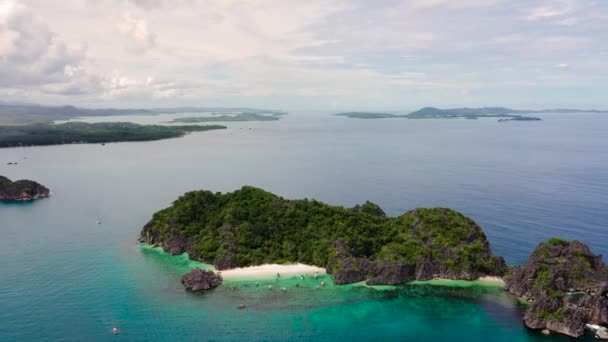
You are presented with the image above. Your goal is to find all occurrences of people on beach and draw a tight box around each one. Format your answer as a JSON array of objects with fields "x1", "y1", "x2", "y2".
[{"x1": 314, "y1": 271, "x2": 319, "y2": 279}]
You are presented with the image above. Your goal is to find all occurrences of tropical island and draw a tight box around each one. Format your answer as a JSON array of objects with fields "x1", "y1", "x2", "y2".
[
  {"x1": 168, "y1": 113, "x2": 282, "y2": 123},
  {"x1": 139, "y1": 186, "x2": 608, "y2": 339},
  {"x1": 0, "y1": 122, "x2": 226, "y2": 148},
  {"x1": 0, "y1": 102, "x2": 286, "y2": 124},
  {"x1": 0, "y1": 176, "x2": 50, "y2": 201},
  {"x1": 335, "y1": 107, "x2": 608, "y2": 121}
]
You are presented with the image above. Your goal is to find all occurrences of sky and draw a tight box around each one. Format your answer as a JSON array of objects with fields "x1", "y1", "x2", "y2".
[{"x1": 0, "y1": 0, "x2": 607, "y2": 111}]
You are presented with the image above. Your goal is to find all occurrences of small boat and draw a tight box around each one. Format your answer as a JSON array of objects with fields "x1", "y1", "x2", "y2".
[
  {"x1": 97, "y1": 219, "x2": 102, "y2": 224},
  {"x1": 111, "y1": 327, "x2": 120, "y2": 335},
  {"x1": 238, "y1": 304, "x2": 247, "y2": 309}
]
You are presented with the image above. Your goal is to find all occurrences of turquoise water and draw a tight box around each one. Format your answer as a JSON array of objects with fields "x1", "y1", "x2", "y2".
[{"x1": 1, "y1": 112, "x2": 607, "y2": 340}]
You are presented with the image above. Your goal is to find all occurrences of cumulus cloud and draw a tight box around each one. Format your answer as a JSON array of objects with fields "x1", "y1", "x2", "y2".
[
  {"x1": 117, "y1": 12, "x2": 156, "y2": 52},
  {"x1": 0, "y1": 0, "x2": 85, "y2": 87},
  {"x1": 1, "y1": 0, "x2": 607, "y2": 108}
]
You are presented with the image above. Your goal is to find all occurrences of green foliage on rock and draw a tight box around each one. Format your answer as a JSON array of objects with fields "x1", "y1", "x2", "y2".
[
  {"x1": 0, "y1": 122, "x2": 226, "y2": 147},
  {"x1": 141, "y1": 186, "x2": 505, "y2": 279}
]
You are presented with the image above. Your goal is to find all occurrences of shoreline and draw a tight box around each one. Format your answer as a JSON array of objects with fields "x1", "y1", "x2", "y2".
[
  {"x1": 141, "y1": 243, "x2": 505, "y2": 287},
  {"x1": 218, "y1": 263, "x2": 326, "y2": 281}
]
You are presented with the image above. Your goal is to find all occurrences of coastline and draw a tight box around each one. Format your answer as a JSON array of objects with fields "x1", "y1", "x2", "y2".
[
  {"x1": 408, "y1": 276, "x2": 505, "y2": 288},
  {"x1": 140, "y1": 243, "x2": 505, "y2": 287},
  {"x1": 218, "y1": 263, "x2": 326, "y2": 281}
]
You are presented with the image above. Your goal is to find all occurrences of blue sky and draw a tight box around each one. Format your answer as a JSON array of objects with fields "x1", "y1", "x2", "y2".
[{"x1": 0, "y1": 0, "x2": 607, "y2": 110}]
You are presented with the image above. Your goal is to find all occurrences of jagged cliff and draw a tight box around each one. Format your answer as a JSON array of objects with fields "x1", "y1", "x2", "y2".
[
  {"x1": 506, "y1": 239, "x2": 608, "y2": 338},
  {"x1": 0, "y1": 175, "x2": 50, "y2": 201}
]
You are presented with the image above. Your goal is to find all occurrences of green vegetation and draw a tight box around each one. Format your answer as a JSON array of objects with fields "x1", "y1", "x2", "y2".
[
  {"x1": 0, "y1": 103, "x2": 287, "y2": 124},
  {"x1": 334, "y1": 108, "x2": 543, "y2": 121},
  {"x1": 0, "y1": 122, "x2": 226, "y2": 147},
  {"x1": 0, "y1": 175, "x2": 49, "y2": 201},
  {"x1": 535, "y1": 308, "x2": 566, "y2": 322},
  {"x1": 169, "y1": 113, "x2": 281, "y2": 123},
  {"x1": 509, "y1": 116, "x2": 542, "y2": 121},
  {"x1": 407, "y1": 107, "x2": 542, "y2": 120},
  {"x1": 529, "y1": 239, "x2": 601, "y2": 297},
  {"x1": 0, "y1": 175, "x2": 12, "y2": 187},
  {"x1": 141, "y1": 186, "x2": 505, "y2": 276},
  {"x1": 546, "y1": 237, "x2": 569, "y2": 246}
]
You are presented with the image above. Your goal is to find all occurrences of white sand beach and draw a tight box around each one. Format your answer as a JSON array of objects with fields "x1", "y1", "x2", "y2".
[
  {"x1": 476, "y1": 276, "x2": 506, "y2": 286},
  {"x1": 218, "y1": 263, "x2": 326, "y2": 280}
]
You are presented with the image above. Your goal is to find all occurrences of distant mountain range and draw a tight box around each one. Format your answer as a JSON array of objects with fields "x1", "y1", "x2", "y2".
[
  {"x1": 335, "y1": 107, "x2": 608, "y2": 121},
  {"x1": 407, "y1": 107, "x2": 608, "y2": 119},
  {"x1": 0, "y1": 103, "x2": 287, "y2": 124}
]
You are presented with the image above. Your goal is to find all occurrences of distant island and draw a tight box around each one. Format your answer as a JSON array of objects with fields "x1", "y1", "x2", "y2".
[
  {"x1": 407, "y1": 107, "x2": 543, "y2": 120},
  {"x1": 169, "y1": 113, "x2": 282, "y2": 123},
  {"x1": 335, "y1": 107, "x2": 608, "y2": 121},
  {"x1": 0, "y1": 122, "x2": 226, "y2": 148},
  {"x1": 0, "y1": 102, "x2": 286, "y2": 124},
  {"x1": 140, "y1": 186, "x2": 608, "y2": 339},
  {"x1": 0, "y1": 176, "x2": 49, "y2": 201}
]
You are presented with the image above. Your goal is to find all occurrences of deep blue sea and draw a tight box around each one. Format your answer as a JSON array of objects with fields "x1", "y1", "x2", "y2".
[{"x1": 1, "y1": 112, "x2": 607, "y2": 341}]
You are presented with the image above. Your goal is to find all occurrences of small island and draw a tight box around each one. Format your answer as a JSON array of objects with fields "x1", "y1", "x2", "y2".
[
  {"x1": 140, "y1": 186, "x2": 608, "y2": 339},
  {"x1": 140, "y1": 186, "x2": 507, "y2": 285},
  {"x1": 169, "y1": 112, "x2": 282, "y2": 123},
  {"x1": 0, "y1": 122, "x2": 226, "y2": 148},
  {"x1": 332, "y1": 106, "x2": 608, "y2": 121},
  {"x1": 0, "y1": 175, "x2": 50, "y2": 201}
]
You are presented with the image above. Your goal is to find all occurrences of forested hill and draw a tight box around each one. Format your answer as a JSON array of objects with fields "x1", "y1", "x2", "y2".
[{"x1": 140, "y1": 186, "x2": 507, "y2": 285}]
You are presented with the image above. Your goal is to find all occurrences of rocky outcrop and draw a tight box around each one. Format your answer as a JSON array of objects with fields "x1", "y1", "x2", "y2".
[
  {"x1": 139, "y1": 222, "x2": 192, "y2": 255},
  {"x1": 327, "y1": 209, "x2": 507, "y2": 285},
  {"x1": 505, "y1": 239, "x2": 608, "y2": 339},
  {"x1": 181, "y1": 267, "x2": 223, "y2": 291},
  {"x1": 0, "y1": 176, "x2": 50, "y2": 201}
]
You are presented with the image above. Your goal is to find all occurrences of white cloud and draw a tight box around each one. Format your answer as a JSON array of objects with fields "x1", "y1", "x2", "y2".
[
  {"x1": 117, "y1": 12, "x2": 155, "y2": 53},
  {"x1": 0, "y1": 0, "x2": 606, "y2": 108},
  {"x1": 409, "y1": 0, "x2": 502, "y2": 9},
  {"x1": 0, "y1": 0, "x2": 85, "y2": 86}
]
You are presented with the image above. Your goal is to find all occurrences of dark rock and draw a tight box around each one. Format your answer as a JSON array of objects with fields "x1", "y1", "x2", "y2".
[
  {"x1": 505, "y1": 239, "x2": 608, "y2": 338},
  {"x1": 0, "y1": 176, "x2": 50, "y2": 201},
  {"x1": 181, "y1": 267, "x2": 222, "y2": 291},
  {"x1": 367, "y1": 261, "x2": 415, "y2": 285}
]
